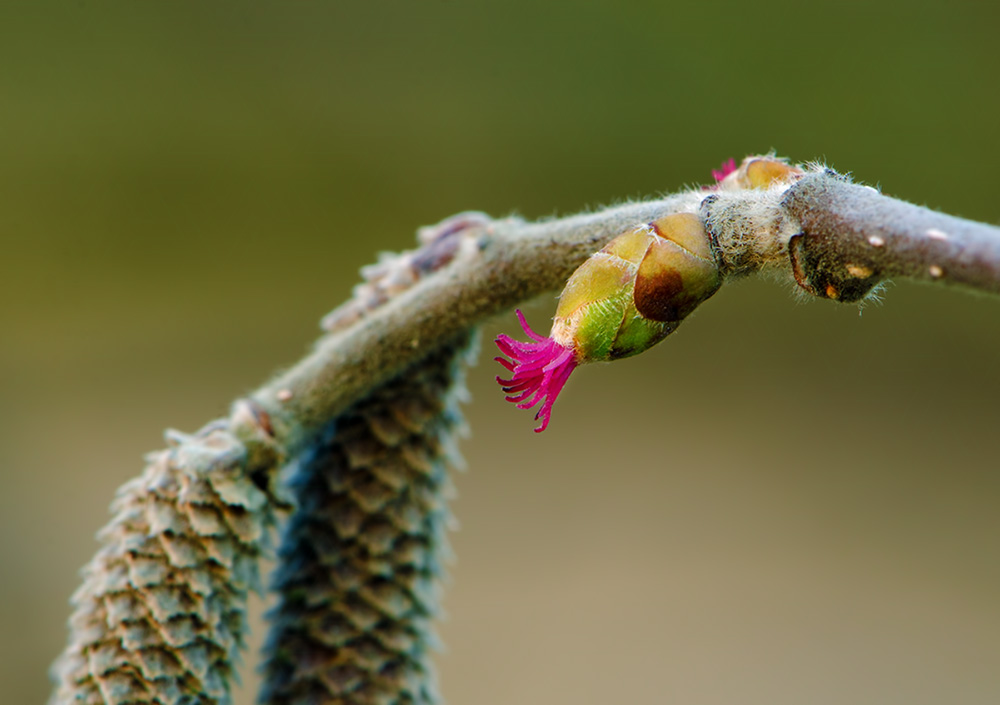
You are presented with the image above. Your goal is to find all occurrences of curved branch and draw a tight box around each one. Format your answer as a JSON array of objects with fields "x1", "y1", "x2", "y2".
[
  {"x1": 247, "y1": 168, "x2": 1000, "y2": 458},
  {"x1": 52, "y1": 158, "x2": 1000, "y2": 705},
  {"x1": 250, "y1": 190, "x2": 704, "y2": 454}
]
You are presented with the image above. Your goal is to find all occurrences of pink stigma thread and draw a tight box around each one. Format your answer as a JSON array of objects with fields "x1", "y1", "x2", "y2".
[
  {"x1": 712, "y1": 158, "x2": 737, "y2": 183},
  {"x1": 494, "y1": 310, "x2": 578, "y2": 433}
]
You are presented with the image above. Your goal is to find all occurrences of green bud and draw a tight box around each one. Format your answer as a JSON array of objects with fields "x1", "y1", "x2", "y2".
[{"x1": 552, "y1": 213, "x2": 722, "y2": 362}]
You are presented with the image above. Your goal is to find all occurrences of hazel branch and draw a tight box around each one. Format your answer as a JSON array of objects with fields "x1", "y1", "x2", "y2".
[
  {"x1": 782, "y1": 171, "x2": 1000, "y2": 301},
  {"x1": 250, "y1": 191, "x2": 704, "y2": 453},
  {"x1": 51, "y1": 157, "x2": 1000, "y2": 705},
  {"x1": 249, "y1": 166, "x2": 1000, "y2": 456}
]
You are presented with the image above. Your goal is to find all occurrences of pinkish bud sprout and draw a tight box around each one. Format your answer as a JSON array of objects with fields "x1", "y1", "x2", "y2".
[{"x1": 712, "y1": 158, "x2": 737, "y2": 183}]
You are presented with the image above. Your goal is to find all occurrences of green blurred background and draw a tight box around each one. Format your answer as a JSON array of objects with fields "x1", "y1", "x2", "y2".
[{"x1": 3, "y1": 2, "x2": 998, "y2": 703}]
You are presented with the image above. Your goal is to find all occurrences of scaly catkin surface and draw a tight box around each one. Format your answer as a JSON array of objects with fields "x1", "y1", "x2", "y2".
[
  {"x1": 49, "y1": 422, "x2": 280, "y2": 705},
  {"x1": 258, "y1": 332, "x2": 475, "y2": 705}
]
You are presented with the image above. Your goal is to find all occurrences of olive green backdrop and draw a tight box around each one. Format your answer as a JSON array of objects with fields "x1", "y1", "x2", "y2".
[{"x1": 3, "y1": 2, "x2": 998, "y2": 704}]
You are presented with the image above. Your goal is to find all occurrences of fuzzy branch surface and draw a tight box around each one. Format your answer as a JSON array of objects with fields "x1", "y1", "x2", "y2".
[{"x1": 251, "y1": 167, "x2": 1000, "y2": 456}]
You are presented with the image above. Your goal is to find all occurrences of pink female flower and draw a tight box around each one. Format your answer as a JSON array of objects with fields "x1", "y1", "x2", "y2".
[
  {"x1": 495, "y1": 213, "x2": 723, "y2": 434},
  {"x1": 711, "y1": 157, "x2": 737, "y2": 183},
  {"x1": 494, "y1": 310, "x2": 578, "y2": 433}
]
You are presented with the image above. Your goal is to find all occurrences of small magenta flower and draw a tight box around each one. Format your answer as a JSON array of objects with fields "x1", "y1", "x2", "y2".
[
  {"x1": 496, "y1": 213, "x2": 723, "y2": 432},
  {"x1": 711, "y1": 157, "x2": 737, "y2": 183},
  {"x1": 495, "y1": 310, "x2": 578, "y2": 433}
]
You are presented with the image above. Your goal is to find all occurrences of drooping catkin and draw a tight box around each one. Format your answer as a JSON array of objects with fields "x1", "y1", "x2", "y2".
[
  {"x1": 50, "y1": 211, "x2": 483, "y2": 705},
  {"x1": 49, "y1": 416, "x2": 282, "y2": 705},
  {"x1": 258, "y1": 331, "x2": 475, "y2": 705}
]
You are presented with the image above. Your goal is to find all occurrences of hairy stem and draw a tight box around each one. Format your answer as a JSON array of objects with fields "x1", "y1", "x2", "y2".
[
  {"x1": 782, "y1": 172, "x2": 1000, "y2": 301},
  {"x1": 251, "y1": 169, "x2": 1000, "y2": 456},
  {"x1": 251, "y1": 191, "x2": 704, "y2": 453}
]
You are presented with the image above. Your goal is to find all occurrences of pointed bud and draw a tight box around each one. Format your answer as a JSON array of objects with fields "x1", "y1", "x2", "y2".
[
  {"x1": 715, "y1": 155, "x2": 804, "y2": 190},
  {"x1": 495, "y1": 213, "x2": 722, "y2": 431},
  {"x1": 743, "y1": 156, "x2": 803, "y2": 188}
]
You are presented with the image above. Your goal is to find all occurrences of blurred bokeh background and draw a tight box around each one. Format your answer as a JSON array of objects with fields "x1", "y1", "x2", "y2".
[{"x1": 3, "y1": 2, "x2": 998, "y2": 704}]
